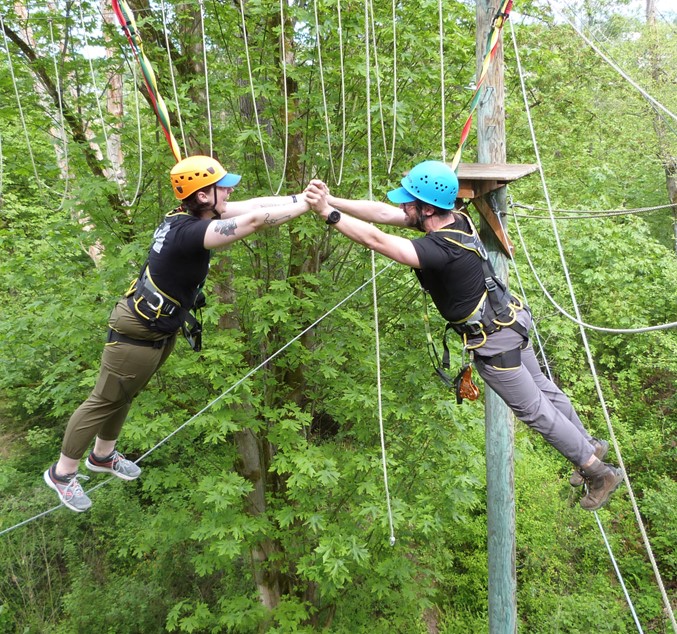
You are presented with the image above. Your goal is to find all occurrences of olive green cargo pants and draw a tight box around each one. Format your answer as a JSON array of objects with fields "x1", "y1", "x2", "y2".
[{"x1": 61, "y1": 299, "x2": 176, "y2": 459}]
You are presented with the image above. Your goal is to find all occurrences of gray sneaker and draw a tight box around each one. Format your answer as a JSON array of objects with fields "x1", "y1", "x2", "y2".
[
  {"x1": 570, "y1": 438, "x2": 609, "y2": 487},
  {"x1": 44, "y1": 465, "x2": 92, "y2": 513},
  {"x1": 85, "y1": 450, "x2": 141, "y2": 481},
  {"x1": 579, "y1": 462, "x2": 624, "y2": 511}
]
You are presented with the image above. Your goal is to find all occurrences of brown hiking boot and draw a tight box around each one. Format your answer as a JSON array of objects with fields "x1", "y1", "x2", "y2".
[
  {"x1": 579, "y1": 461, "x2": 623, "y2": 511},
  {"x1": 570, "y1": 438, "x2": 609, "y2": 487}
]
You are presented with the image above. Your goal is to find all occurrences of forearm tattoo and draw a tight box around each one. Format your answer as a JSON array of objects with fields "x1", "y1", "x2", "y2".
[
  {"x1": 264, "y1": 212, "x2": 292, "y2": 226},
  {"x1": 214, "y1": 219, "x2": 237, "y2": 236}
]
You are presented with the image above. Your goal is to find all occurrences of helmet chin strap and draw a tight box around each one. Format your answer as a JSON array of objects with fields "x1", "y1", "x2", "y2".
[{"x1": 211, "y1": 187, "x2": 220, "y2": 219}]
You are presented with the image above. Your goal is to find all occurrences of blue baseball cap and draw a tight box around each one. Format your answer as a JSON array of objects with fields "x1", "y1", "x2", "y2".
[{"x1": 215, "y1": 172, "x2": 241, "y2": 188}]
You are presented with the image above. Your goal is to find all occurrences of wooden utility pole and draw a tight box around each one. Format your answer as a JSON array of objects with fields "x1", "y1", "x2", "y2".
[{"x1": 475, "y1": 1, "x2": 517, "y2": 632}]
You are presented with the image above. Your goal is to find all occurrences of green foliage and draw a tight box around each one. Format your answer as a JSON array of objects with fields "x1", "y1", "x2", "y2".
[{"x1": 1, "y1": 1, "x2": 676, "y2": 632}]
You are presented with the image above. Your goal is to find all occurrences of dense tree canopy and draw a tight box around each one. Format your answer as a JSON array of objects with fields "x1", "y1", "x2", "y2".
[{"x1": 0, "y1": 0, "x2": 675, "y2": 631}]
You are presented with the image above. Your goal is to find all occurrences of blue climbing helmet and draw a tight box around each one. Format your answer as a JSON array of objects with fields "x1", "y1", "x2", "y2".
[{"x1": 387, "y1": 160, "x2": 459, "y2": 210}]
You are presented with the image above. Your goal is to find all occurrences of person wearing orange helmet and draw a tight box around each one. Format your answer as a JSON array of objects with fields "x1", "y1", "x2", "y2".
[{"x1": 44, "y1": 156, "x2": 310, "y2": 512}]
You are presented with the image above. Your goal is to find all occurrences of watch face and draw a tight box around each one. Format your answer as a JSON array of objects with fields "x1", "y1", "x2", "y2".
[{"x1": 327, "y1": 210, "x2": 341, "y2": 225}]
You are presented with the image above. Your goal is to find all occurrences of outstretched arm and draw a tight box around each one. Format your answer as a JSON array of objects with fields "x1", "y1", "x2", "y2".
[
  {"x1": 305, "y1": 183, "x2": 420, "y2": 268},
  {"x1": 223, "y1": 192, "x2": 307, "y2": 218},
  {"x1": 204, "y1": 197, "x2": 310, "y2": 250},
  {"x1": 307, "y1": 179, "x2": 408, "y2": 227}
]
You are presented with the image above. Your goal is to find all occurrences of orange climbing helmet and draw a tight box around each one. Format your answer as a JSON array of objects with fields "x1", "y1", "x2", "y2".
[{"x1": 170, "y1": 155, "x2": 241, "y2": 200}]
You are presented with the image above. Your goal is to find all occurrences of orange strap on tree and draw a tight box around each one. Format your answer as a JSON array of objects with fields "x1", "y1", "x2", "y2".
[
  {"x1": 450, "y1": 0, "x2": 513, "y2": 172},
  {"x1": 111, "y1": 0, "x2": 182, "y2": 163}
]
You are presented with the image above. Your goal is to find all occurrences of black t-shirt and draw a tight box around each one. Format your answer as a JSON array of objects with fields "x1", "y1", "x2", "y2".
[
  {"x1": 411, "y1": 214, "x2": 486, "y2": 323},
  {"x1": 134, "y1": 210, "x2": 211, "y2": 332}
]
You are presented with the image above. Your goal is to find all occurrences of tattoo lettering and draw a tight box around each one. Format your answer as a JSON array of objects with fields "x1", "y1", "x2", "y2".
[
  {"x1": 214, "y1": 219, "x2": 237, "y2": 236},
  {"x1": 264, "y1": 212, "x2": 291, "y2": 226}
]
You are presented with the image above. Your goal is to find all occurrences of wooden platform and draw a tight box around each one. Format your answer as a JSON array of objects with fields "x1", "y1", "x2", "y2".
[
  {"x1": 456, "y1": 163, "x2": 538, "y2": 199},
  {"x1": 457, "y1": 163, "x2": 538, "y2": 256}
]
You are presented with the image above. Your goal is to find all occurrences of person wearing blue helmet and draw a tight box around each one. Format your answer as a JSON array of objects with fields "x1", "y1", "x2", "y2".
[
  {"x1": 305, "y1": 160, "x2": 622, "y2": 512},
  {"x1": 44, "y1": 155, "x2": 312, "y2": 513}
]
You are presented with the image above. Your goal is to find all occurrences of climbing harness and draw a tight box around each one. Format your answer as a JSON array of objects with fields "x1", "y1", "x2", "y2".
[
  {"x1": 106, "y1": 329, "x2": 171, "y2": 349},
  {"x1": 439, "y1": 214, "x2": 526, "y2": 346},
  {"x1": 126, "y1": 265, "x2": 204, "y2": 353},
  {"x1": 419, "y1": 211, "x2": 527, "y2": 397}
]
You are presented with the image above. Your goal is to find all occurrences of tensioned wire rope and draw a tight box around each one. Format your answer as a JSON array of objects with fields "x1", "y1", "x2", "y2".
[
  {"x1": 0, "y1": 13, "x2": 56, "y2": 202},
  {"x1": 159, "y1": 0, "x2": 188, "y2": 154},
  {"x1": 198, "y1": 0, "x2": 213, "y2": 157},
  {"x1": 47, "y1": 17, "x2": 71, "y2": 210},
  {"x1": 0, "y1": 261, "x2": 396, "y2": 539},
  {"x1": 364, "y1": 0, "x2": 396, "y2": 547},
  {"x1": 79, "y1": 2, "x2": 144, "y2": 207},
  {"x1": 509, "y1": 18, "x2": 677, "y2": 632},
  {"x1": 504, "y1": 244, "x2": 645, "y2": 634},
  {"x1": 511, "y1": 201, "x2": 677, "y2": 219},
  {"x1": 549, "y1": 0, "x2": 677, "y2": 126}
]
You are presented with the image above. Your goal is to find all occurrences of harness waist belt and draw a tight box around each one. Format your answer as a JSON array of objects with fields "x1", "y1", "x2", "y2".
[
  {"x1": 107, "y1": 328, "x2": 170, "y2": 349},
  {"x1": 474, "y1": 340, "x2": 529, "y2": 369}
]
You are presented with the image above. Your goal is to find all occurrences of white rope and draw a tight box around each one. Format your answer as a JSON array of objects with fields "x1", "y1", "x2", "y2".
[
  {"x1": 386, "y1": 0, "x2": 397, "y2": 175},
  {"x1": 335, "y1": 0, "x2": 348, "y2": 184},
  {"x1": 79, "y1": 3, "x2": 140, "y2": 207},
  {"x1": 126, "y1": 62, "x2": 145, "y2": 205},
  {"x1": 503, "y1": 216, "x2": 644, "y2": 634},
  {"x1": 160, "y1": 0, "x2": 188, "y2": 155},
  {"x1": 1, "y1": 13, "x2": 43, "y2": 196},
  {"x1": 198, "y1": 0, "x2": 213, "y2": 157},
  {"x1": 500, "y1": 201, "x2": 645, "y2": 632},
  {"x1": 275, "y1": 0, "x2": 289, "y2": 195},
  {"x1": 313, "y1": 0, "x2": 339, "y2": 183},
  {"x1": 550, "y1": 1, "x2": 677, "y2": 125},
  {"x1": 48, "y1": 18, "x2": 71, "y2": 210},
  {"x1": 438, "y1": 0, "x2": 446, "y2": 162},
  {"x1": 367, "y1": 0, "x2": 390, "y2": 163},
  {"x1": 510, "y1": 20, "x2": 677, "y2": 632},
  {"x1": 0, "y1": 262, "x2": 396, "y2": 538},
  {"x1": 364, "y1": 0, "x2": 396, "y2": 547},
  {"x1": 238, "y1": 0, "x2": 274, "y2": 192}
]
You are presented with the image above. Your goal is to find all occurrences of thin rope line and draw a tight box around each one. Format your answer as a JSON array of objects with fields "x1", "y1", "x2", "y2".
[
  {"x1": 438, "y1": 0, "x2": 446, "y2": 161},
  {"x1": 0, "y1": 263, "x2": 396, "y2": 539},
  {"x1": 335, "y1": 0, "x2": 347, "y2": 184},
  {"x1": 160, "y1": 0, "x2": 188, "y2": 154},
  {"x1": 550, "y1": 1, "x2": 677, "y2": 125},
  {"x1": 79, "y1": 2, "x2": 133, "y2": 205},
  {"x1": 274, "y1": 0, "x2": 289, "y2": 195},
  {"x1": 386, "y1": 0, "x2": 397, "y2": 175},
  {"x1": 48, "y1": 18, "x2": 70, "y2": 210},
  {"x1": 364, "y1": 0, "x2": 395, "y2": 547},
  {"x1": 511, "y1": 21, "x2": 677, "y2": 632},
  {"x1": 238, "y1": 0, "x2": 274, "y2": 192},
  {"x1": 313, "y1": 0, "x2": 338, "y2": 183},
  {"x1": 503, "y1": 206, "x2": 643, "y2": 634},
  {"x1": 127, "y1": 62, "x2": 145, "y2": 204},
  {"x1": 511, "y1": 201, "x2": 677, "y2": 218},
  {"x1": 594, "y1": 510, "x2": 645, "y2": 633},
  {"x1": 1, "y1": 13, "x2": 44, "y2": 197},
  {"x1": 367, "y1": 0, "x2": 389, "y2": 162},
  {"x1": 198, "y1": 0, "x2": 213, "y2": 156}
]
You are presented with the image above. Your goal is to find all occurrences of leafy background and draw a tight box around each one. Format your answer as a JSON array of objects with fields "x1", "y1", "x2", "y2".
[{"x1": 0, "y1": 0, "x2": 675, "y2": 632}]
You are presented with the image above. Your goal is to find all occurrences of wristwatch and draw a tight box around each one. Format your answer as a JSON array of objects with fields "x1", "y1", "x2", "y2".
[{"x1": 326, "y1": 209, "x2": 341, "y2": 225}]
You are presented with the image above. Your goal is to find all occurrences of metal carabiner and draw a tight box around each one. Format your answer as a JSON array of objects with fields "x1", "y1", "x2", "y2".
[{"x1": 145, "y1": 291, "x2": 164, "y2": 312}]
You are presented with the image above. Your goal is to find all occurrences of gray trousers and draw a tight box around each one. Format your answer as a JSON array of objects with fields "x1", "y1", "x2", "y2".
[
  {"x1": 470, "y1": 309, "x2": 596, "y2": 467},
  {"x1": 61, "y1": 300, "x2": 176, "y2": 459}
]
